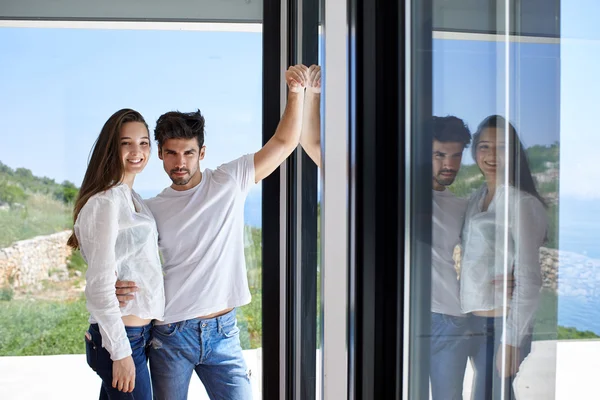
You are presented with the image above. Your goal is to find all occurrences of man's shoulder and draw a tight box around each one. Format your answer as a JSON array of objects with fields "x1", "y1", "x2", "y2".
[
  {"x1": 143, "y1": 188, "x2": 172, "y2": 208},
  {"x1": 436, "y1": 188, "x2": 467, "y2": 203},
  {"x1": 213, "y1": 154, "x2": 254, "y2": 180}
]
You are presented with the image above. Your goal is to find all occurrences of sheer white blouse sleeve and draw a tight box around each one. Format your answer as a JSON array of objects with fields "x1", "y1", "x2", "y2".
[
  {"x1": 505, "y1": 195, "x2": 548, "y2": 347},
  {"x1": 77, "y1": 195, "x2": 131, "y2": 361}
]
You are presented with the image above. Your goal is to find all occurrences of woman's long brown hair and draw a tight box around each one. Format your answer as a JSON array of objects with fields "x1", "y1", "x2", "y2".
[{"x1": 67, "y1": 109, "x2": 149, "y2": 249}]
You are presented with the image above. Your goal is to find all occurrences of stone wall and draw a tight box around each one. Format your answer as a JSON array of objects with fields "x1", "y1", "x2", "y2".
[
  {"x1": 540, "y1": 247, "x2": 559, "y2": 290},
  {"x1": 0, "y1": 230, "x2": 73, "y2": 288},
  {"x1": 0, "y1": 234, "x2": 564, "y2": 292}
]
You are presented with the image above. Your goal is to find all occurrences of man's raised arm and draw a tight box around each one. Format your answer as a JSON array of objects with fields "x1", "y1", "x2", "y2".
[{"x1": 254, "y1": 64, "x2": 307, "y2": 183}]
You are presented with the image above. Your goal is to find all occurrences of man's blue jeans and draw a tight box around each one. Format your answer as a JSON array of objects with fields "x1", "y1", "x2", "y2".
[
  {"x1": 148, "y1": 308, "x2": 252, "y2": 400},
  {"x1": 85, "y1": 323, "x2": 153, "y2": 400},
  {"x1": 430, "y1": 312, "x2": 471, "y2": 400}
]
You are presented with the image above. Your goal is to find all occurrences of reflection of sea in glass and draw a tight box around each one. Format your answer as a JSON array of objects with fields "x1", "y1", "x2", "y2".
[
  {"x1": 555, "y1": 197, "x2": 600, "y2": 334},
  {"x1": 557, "y1": 251, "x2": 600, "y2": 335}
]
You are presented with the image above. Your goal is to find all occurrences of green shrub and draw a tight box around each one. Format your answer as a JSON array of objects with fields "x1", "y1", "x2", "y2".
[
  {"x1": 0, "y1": 182, "x2": 28, "y2": 205},
  {"x1": 558, "y1": 326, "x2": 600, "y2": 340},
  {"x1": 54, "y1": 181, "x2": 79, "y2": 205},
  {"x1": 0, "y1": 286, "x2": 14, "y2": 301}
]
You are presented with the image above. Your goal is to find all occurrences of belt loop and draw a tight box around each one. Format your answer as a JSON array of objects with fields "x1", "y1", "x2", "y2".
[{"x1": 217, "y1": 315, "x2": 222, "y2": 333}]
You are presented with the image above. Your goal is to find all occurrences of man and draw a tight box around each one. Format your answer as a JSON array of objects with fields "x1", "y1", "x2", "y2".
[
  {"x1": 116, "y1": 64, "x2": 312, "y2": 399},
  {"x1": 428, "y1": 115, "x2": 472, "y2": 400}
]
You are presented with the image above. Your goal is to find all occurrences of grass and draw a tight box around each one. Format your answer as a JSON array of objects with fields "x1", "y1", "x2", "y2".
[
  {"x1": 0, "y1": 287, "x2": 597, "y2": 358},
  {"x1": 0, "y1": 193, "x2": 72, "y2": 248},
  {"x1": 0, "y1": 295, "x2": 88, "y2": 356}
]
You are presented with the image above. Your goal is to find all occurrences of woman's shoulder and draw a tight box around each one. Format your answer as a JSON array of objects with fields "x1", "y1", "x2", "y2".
[
  {"x1": 506, "y1": 185, "x2": 541, "y2": 202},
  {"x1": 507, "y1": 186, "x2": 546, "y2": 214},
  {"x1": 80, "y1": 185, "x2": 129, "y2": 214},
  {"x1": 92, "y1": 184, "x2": 128, "y2": 202}
]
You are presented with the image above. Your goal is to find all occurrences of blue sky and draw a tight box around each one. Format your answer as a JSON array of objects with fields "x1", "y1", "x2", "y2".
[
  {"x1": 0, "y1": 28, "x2": 263, "y2": 199},
  {"x1": 0, "y1": 1, "x2": 598, "y2": 204},
  {"x1": 433, "y1": 39, "x2": 560, "y2": 161}
]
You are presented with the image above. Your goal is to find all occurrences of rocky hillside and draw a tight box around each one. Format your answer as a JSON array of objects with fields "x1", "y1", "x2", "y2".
[{"x1": 0, "y1": 161, "x2": 77, "y2": 248}]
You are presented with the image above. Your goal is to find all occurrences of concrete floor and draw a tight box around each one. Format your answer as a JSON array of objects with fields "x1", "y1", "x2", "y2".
[{"x1": 1, "y1": 340, "x2": 599, "y2": 399}]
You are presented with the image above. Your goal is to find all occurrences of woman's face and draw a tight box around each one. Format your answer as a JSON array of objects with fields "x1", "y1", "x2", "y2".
[
  {"x1": 119, "y1": 121, "x2": 151, "y2": 179},
  {"x1": 475, "y1": 127, "x2": 506, "y2": 182}
]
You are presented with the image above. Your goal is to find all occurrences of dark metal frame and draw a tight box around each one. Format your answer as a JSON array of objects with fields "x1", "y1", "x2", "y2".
[
  {"x1": 348, "y1": 0, "x2": 434, "y2": 398},
  {"x1": 348, "y1": 0, "x2": 404, "y2": 397},
  {"x1": 261, "y1": 0, "x2": 284, "y2": 398},
  {"x1": 298, "y1": 1, "x2": 320, "y2": 399},
  {"x1": 262, "y1": 0, "x2": 319, "y2": 398},
  {"x1": 406, "y1": 0, "x2": 434, "y2": 398}
]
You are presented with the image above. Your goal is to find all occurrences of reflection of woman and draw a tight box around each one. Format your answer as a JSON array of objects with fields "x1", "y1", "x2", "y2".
[
  {"x1": 67, "y1": 109, "x2": 164, "y2": 399},
  {"x1": 460, "y1": 115, "x2": 547, "y2": 399}
]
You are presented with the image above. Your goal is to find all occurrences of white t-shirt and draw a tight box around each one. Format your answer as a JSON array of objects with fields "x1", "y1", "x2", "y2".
[
  {"x1": 145, "y1": 154, "x2": 256, "y2": 324},
  {"x1": 431, "y1": 188, "x2": 468, "y2": 317}
]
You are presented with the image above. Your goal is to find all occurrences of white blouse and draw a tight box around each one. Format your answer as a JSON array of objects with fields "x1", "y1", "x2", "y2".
[
  {"x1": 74, "y1": 184, "x2": 164, "y2": 361},
  {"x1": 460, "y1": 183, "x2": 547, "y2": 347}
]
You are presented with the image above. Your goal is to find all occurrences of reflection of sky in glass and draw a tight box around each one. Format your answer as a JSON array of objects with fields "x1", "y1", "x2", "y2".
[
  {"x1": 433, "y1": 39, "x2": 560, "y2": 163},
  {"x1": 431, "y1": 1, "x2": 600, "y2": 333},
  {"x1": 556, "y1": 1, "x2": 600, "y2": 333},
  {"x1": 0, "y1": 28, "x2": 263, "y2": 199}
]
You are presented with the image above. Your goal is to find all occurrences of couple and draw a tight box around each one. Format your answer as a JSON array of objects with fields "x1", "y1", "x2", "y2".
[
  {"x1": 67, "y1": 63, "x2": 321, "y2": 400},
  {"x1": 429, "y1": 115, "x2": 548, "y2": 399}
]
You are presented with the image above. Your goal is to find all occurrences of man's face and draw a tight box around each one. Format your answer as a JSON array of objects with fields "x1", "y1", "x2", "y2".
[
  {"x1": 158, "y1": 138, "x2": 206, "y2": 191},
  {"x1": 432, "y1": 140, "x2": 464, "y2": 190}
]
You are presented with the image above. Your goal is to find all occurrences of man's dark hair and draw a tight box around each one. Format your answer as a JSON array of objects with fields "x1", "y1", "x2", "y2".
[
  {"x1": 432, "y1": 115, "x2": 471, "y2": 148},
  {"x1": 154, "y1": 109, "x2": 206, "y2": 149}
]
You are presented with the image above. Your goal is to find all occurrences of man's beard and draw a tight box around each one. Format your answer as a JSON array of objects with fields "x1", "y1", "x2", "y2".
[
  {"x1": 170, "y1": 168, "x2": 192, "y2": 186},
  {"x1": 434, "y1": 170, "x2": 457, "y2": 187}
]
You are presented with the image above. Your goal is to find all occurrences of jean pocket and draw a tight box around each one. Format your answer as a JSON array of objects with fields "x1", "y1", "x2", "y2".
[
  {"x1": 153, "y1": 323, "x2": 178, "y2": 337},
  {"x1": 85, "y1": 330, "x2": 98, "y2": 371},
  {"x1": 221, "y1": 321, "x2": 240, "y2": 338}
]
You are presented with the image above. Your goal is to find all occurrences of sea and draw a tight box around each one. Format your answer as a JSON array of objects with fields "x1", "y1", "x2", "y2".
[{"x1": 555, "y1": 197, "x2": 600, "y2": 334}]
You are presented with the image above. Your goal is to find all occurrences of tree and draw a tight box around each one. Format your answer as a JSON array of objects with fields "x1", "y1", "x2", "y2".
[
  {"x1": 0, "y1": 182, "x2": 28, "y2": 205},
  {"x1": 55, "y1": 181, "x2": 79, "y2": 204}
]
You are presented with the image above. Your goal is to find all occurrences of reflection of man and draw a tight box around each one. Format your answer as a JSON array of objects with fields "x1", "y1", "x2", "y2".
[
  {"x1": 116, "y1": 64, "x2": 308, "y2": 399},
  {"x1": 298, "y1": 64, "x2": 322, "y2": 167},
  {"x1": 428, "y1": 116, "x2": 472, "y2": 400}
]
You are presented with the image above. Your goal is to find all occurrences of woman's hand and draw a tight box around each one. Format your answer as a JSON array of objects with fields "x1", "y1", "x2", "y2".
[
  {"x1": 496, "y1": 343, "x2": 521, "y2": 377},
  {"x1": 305, "y1": 64, "x2": 322, "y2": 94},
  {"x1": 113, "y1": 355, "x2": 136, "y2": 392}
]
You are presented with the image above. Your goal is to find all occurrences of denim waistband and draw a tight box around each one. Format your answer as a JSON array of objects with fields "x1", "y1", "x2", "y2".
[
  {"x1": 164, "y1": 308, "x2": 237, "y2": 331},
  {"x1": 90, "y1": 322, "x2": 153, "y2": 335}
]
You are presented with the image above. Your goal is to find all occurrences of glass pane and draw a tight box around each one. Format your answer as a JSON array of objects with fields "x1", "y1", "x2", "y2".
[
  {"x1": 406, "y1": 0, "x2": 600, "y2": 399},
  {"x1": 0, "y1": 24, "x2": 264, "y2": 399}
]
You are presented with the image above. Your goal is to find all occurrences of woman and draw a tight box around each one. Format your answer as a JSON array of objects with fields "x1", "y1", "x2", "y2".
[
  {"x1": 67, "y1": 109, "x2": 164, "y2": 399},
  {"x1": 460, "y1": 115, "x2": 548, "y2": 399}
]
